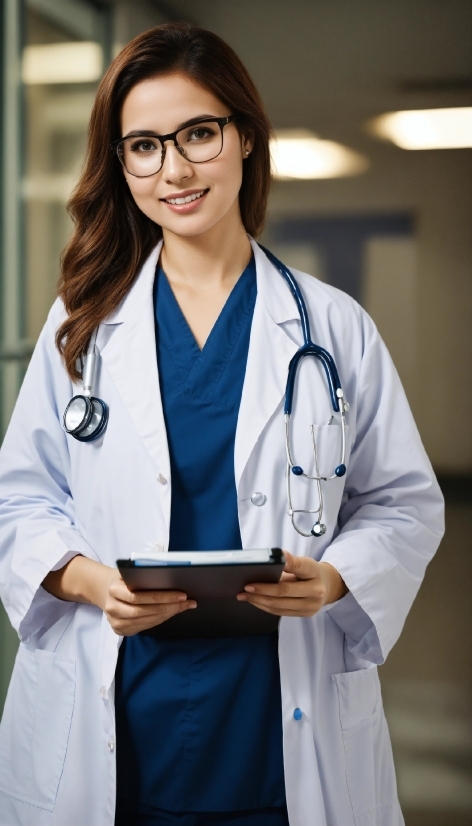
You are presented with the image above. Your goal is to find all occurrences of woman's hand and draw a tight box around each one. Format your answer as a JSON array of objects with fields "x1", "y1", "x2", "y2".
[
  {"x1": 236, "y1": 551, "x2": 347, "y2": 617},
  {"x1": 42, "y1": 556, "x2": 196, "y2": 636},
  {"x1": 99, "y1": 568, "x2": 196, "y2": 636}
]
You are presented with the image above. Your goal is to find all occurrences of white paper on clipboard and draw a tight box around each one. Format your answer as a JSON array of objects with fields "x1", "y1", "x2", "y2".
[{"x1": 130, "y1": 548, "x2": 276, "y2": 565}]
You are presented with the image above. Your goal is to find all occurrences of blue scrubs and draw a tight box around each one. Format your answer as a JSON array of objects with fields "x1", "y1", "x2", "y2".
[{"x1": 115, "y1": 258, "x2": 287, "y2": 824}]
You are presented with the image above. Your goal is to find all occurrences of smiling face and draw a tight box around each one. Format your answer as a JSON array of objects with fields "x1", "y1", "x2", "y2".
[{"x1": 119, "y1": 72, "x2": 251, "y2": 239}]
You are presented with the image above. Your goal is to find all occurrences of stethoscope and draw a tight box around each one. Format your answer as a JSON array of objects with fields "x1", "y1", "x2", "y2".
[
  {"x1": 62, "y1": 246, "x2": 348, "y2": 537},
  {"x1": 259, "y1": 246, "x2": 349, "y2": 539}
]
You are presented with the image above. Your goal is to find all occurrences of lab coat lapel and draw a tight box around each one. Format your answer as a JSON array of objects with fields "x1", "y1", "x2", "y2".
[
  {"x1": 235, "y1": 241, "x2": 300, "y2": 487},
  {"x1": 99, "y1": 242, "x2": 171, "y2": 483}
]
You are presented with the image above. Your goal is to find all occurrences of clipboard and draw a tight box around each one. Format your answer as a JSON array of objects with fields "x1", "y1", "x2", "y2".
[{"x1": 117, "y1": 548, "x2": 285, "y2": 639}]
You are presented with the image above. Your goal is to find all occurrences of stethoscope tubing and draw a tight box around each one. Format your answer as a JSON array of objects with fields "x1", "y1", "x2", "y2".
[
  {"x1": 258, "y1": 244, "x2": 344, "y2": 414},
  {"x1": 285, "y1": 346, "x2": 338, "y2": 415}
]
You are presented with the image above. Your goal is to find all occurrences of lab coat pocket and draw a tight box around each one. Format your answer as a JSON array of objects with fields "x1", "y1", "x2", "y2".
[
  {"x1": 0, "y1": 645, "x2": 75, "y2": 811},
  {"x1": 332, "y1": 667, "x2": 397, "y2": 823},
  {"x1": 310, "y1": 423, "x2": 350, "y2": 477}
]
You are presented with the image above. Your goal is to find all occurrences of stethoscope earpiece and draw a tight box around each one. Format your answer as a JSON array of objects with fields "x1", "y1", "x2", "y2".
[{"x1": 63, "y1": 333, "x2": 108, "y2": 443}]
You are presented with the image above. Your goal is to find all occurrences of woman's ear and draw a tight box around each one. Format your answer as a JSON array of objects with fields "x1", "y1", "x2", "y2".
[{"x1": 241, "y1": 131, "x2": 254, "y2": 159}]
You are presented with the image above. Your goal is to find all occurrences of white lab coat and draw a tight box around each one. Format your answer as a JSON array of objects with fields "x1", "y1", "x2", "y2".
[{"x1": 0, "y1": 238, "x2": 444, "y2": 826}]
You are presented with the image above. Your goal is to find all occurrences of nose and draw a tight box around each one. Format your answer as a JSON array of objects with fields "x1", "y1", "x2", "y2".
[{"x1": 160, "y1": 139, "x2": 193, "y2": 181}]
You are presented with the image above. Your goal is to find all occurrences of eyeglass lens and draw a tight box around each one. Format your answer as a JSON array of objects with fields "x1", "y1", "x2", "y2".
[{"x1": 119, "y1": 121, "x2": 225, "y2": 176}]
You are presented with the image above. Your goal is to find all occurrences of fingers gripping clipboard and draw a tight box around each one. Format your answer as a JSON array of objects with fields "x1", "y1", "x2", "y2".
[{"x1": 117, "y1": 548, "x2": 285, "y2": 639}]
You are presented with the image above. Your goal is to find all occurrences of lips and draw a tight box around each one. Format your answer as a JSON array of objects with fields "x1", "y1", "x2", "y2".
[
  {"x1": 159, "y1": 187, "x2": 210, "y2": 215},
  {"x1": 161, "y1": 188, "x2": 209, "y2": 204}
]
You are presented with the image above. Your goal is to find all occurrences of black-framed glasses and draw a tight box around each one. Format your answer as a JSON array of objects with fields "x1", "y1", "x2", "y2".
[{"x1": 111, "y1": 115, "x2": 237, "y2": 178}]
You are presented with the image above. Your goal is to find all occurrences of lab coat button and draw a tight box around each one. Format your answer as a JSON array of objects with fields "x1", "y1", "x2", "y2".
[
  {"x1": 293, "y1": 707, "x2": 303, "y2": 721},
  {"x1": 99, "y1": 685, "x2": 107, "y2": 699},
  {"x1": 108, "y1": 737, "x2": 115, "y2": 752},
  {"x1": 251, "y1": 491, "x2": 266, "y2": 507},
  {"x1": 157, "y1": 474, "x2": 168, "y2": 485}
]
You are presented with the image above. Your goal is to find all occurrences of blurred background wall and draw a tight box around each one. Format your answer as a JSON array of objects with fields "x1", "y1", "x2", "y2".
[{"x1": 0, "y1": 1, "x2": 471, "y2": 823}]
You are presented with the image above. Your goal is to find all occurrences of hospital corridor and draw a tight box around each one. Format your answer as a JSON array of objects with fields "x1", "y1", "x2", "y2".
[{"x1": 0, "y1": 2, "x2": 471, "y2": 825}]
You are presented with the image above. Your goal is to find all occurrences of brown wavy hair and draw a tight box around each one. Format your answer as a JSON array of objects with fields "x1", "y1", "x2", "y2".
[{"x1": 56, "y1": 22, "x2": 272, "y2": 380}]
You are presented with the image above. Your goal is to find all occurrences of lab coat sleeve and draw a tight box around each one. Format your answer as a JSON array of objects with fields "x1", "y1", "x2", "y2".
[
  {"x1": 322, "y1": 311, "x2": 445, "y2": 664},
  {"x1": 0, "y1": 304, "x2": 100, "y2": 641}
]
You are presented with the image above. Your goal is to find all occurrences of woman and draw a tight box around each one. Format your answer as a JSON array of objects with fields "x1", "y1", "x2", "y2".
[{"x1": 0, "y1": 22, "x2": 443, "y2": 826}]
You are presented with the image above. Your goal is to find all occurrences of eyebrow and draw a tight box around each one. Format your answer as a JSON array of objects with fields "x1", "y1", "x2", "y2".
[{"x1": 122, "y1": 113, "x2": 221, "y2": 140}]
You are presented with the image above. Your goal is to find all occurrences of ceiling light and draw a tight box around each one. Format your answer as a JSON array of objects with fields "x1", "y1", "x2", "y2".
[
  {"x1": 368, "y1": 107, "x2": 472, "y2": 150},
  {"x1": 22, "y1": 42, "x2": 103, "y2": 85},
  {"x1": 271, "y1": 130, "x2": 369, "y2": 179}
]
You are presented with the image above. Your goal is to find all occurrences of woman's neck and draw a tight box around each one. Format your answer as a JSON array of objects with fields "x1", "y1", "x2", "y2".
[
  {"x1": 160, "y1": 211, "x2": 252, "y2": 291},
  {"x1": 159, "y1": 209, "x2": 253, "y2": 349}
]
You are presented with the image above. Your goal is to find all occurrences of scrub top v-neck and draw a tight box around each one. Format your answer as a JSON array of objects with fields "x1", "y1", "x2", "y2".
[{"x1": 115, "y1": 256, "x2": 286, "y2": 816}]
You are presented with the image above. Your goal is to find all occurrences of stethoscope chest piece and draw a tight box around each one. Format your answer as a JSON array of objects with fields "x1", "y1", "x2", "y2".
[
  {"x1": 63, "y1": 395, "x2": 108, "y2": 442},
  {"x1": 63, "y1": 333, "x2": 109, "y2": 443},
  {"x1": 64, "y1": 395, "x2": 93, "y2": 434},
  {"x1": 311, "y1": 521, "x2": 327, "y2": 537}
]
